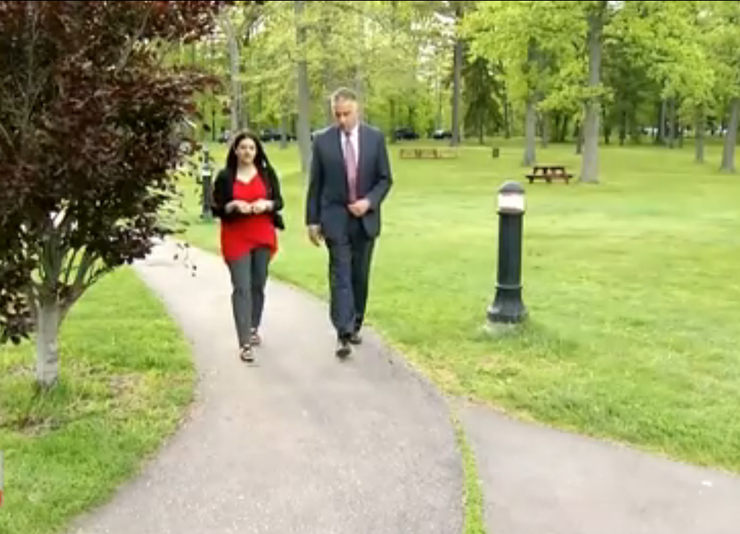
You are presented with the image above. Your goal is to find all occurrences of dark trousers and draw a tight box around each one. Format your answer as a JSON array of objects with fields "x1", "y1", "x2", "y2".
[
  {"x1": 226, "y1": 247, "x2": 270, "y2": 347},
  {"x1": 326, "y1": 217, "x2": 376, "y2": 340}
]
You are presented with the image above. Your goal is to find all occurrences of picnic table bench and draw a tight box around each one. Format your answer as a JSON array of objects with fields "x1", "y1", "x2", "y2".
[
  {"x1": 399, "y1": 147, "x2": 459, "y2": 159},
  {"x1": 526, "y1": 165, "x2": 573, "y2": 184}
]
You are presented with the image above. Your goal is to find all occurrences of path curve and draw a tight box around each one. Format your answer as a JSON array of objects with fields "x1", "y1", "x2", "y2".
[
  {"x1": 460, "y1": 400, "x2": 740, "y2": 534},
  {"x1": 68, "y1": 240, "x2": 464, "y2": 534}
]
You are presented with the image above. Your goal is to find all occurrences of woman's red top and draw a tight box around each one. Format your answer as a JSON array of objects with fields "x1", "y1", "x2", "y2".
[{"x1": 220, "y1": 173, "x2": 277, "y2": 262}]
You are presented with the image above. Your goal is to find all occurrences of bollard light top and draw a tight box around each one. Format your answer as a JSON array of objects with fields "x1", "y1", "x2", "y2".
[
  {"x1": 497, "y1": 180, "x2": 525, "y2": 213},
  {"x1": 498, "y1": 181, "x2": 525, "y2": 195}
]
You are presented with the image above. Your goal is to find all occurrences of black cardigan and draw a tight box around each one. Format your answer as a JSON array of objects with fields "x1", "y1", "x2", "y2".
[{"x1": 211, "y1": 165, "x2": 285, "y2": 230}]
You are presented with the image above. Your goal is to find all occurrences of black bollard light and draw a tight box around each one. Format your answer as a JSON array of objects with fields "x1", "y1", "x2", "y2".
[
  {"x1": 487, "y1": 180, "x2": 528, "y2": 324},
  {"x1": 200, "y1": 148, "x2": 213, "y2": 220}
]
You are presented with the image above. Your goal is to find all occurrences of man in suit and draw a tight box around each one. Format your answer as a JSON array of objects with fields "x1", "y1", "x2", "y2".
[{"x1": 305, "y1": 87, "x2": 393, "y2": 358}]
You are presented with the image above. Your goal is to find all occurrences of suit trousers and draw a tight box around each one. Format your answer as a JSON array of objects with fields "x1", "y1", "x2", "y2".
[
  {"x1": 226, "y1": 247, "x2": 270, "y2": 347},
  {"x1": 326, "y1": 216, "x2": 376, "y2": 340}
]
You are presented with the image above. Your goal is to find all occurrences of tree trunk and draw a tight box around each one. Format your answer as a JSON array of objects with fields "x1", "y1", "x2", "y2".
[
  {"x1": 450, "y1": 4, "x2": 463, "y2": 147},
  {"x1": 560, "y1": 115, "x2": 570, "y2": 143},
  {"x1": 576, "y1": 121, "x2": 583, "y2": 155},
  {"x1": 225, "y1": 17, "x2": 241, "y2": 133},
  {"x1": 619, "y1": 110, "x2": 627, "y2": 146},
  {"x1": 668, "y1": 98, "x2": 677, "y2": 149},
  {"x1": 389, "y1": 1, "x2": 399, "y2": 143},
  {"x1": 295, "y1": 1, "x2": 311, "y2": 178},
  {"x1": 721, "y1": 97, "x2": 739, "y2": 173},
  {"x1": 390, "y1": 98, "x2": 397, "y2": 144},
  {"x1": 211, "y1": 108, "x2": 216, "y2": 142},
  {"x1": 280, "y1": 113, "x2": 288, "y2": 149},
  {"x1": 541, "y1": 112, "x2": 549, "y2": 148},
  {"x1": 436, "y1": 79, "x2": 443, "y2": 130},
  {"x1": 354, "y1": 68, "x2": 364, "y2": 124},
  {"x1": 354, "y1": 3, "x2": 365, "y2": 124},
  {"x1": 36, "y1": 300, "x2": 60, "y2": 388},
  {"x1": 580, "y1": 5, "x2": 604, "y2": 184},
  {"x1": 629, "y1": 107, "x2": 640, "y2": 144},
  {"x1": 503, "y1": 87, "x2": 511, "y2": 139},
  {"x1": 321, "y1": 6, "x2": 332, "y2": 125},
  {"x1": 659, "y1": 99, "x2": 667, "y2": 146},
  {"x1": 478, "y1": 121, "x2": 484, "y2": 145},
  {"x1": 507, "y1": 102, "x2": 514, "y2": 138},
  {"x1": 523, "y1": 97, "x2": 537, "y2": 166},
  {"x1": 695, "y1": 106, "x2": 705, "y2": 164},
  {"x1": 450, "y1": 39, "x2": 463, "y2": 146},
  {"x1": 209, "y1": 39, "x2": 217, "y2": 142},
  {"x1": 256, "y1": 84, "x2": 263, "y2": 131}
]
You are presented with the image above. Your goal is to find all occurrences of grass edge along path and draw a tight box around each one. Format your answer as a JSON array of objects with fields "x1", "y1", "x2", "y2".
[
  {"x1": 452, "y1": 411, "x2": 487, "y2": 534},
  {"x1": 0, "y1": 267, "x2": 196, "y2": 534}
]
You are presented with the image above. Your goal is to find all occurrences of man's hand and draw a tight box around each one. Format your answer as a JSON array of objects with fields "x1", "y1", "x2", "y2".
[
  {"x1": 308, "y1": 224, "x2": 323, "y2": 247},
  {"x1": 348, "y1": 198, "x2": 371, "y2": 218},
  {"x1": 308, "y1": 225, "x2": 323, "y2": 246}
]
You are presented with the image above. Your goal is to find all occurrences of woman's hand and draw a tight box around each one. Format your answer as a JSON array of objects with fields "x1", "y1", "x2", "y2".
[
  {"x1": 250, "y1": 199, "x2": 273, "y2": 214},
  {"x1": 226, "y1": 200, "x2": 251, "y2": 214}
]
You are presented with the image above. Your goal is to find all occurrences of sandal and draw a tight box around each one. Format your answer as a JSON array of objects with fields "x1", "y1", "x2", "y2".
[{"x1": 239, "y1": 344, "x2": 254, "y2": 363}]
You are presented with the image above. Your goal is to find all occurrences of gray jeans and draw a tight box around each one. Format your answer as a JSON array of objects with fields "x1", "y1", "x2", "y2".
[{"x1": 226, "y1": 248, "x2": 270, "y2": 347}]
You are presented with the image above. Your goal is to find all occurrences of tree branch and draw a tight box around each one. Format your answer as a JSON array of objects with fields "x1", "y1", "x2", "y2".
[
  {"x1": 59, "y1": 253, "x2": 107, "y2": 322},
  {"x1": 116, "y1": 7, "x2": 151, "y2": 73},
  {"x1": 19, "y1": 0, "x2": 39, "y2": 154},
  {"x1": 83, "y1": 263, "x2": 111, "y2": 290},
  {"x1": 62, "y1": 246, "x2": 81, "y2": 287},
  {"x1": 70, "y1": 249, "x2": 96, "y2": 296}
]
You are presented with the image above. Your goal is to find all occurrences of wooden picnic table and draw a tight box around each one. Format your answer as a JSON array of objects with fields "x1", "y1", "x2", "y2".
[
  {"x1": 526, "y1": 165, "x2": 573, "y2": 184},
  {"x1": 399, "y1": 147, "x2": 458, "y2": 160}
]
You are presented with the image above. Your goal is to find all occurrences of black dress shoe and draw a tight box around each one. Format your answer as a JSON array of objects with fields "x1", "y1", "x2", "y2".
[
  {"x1": 336, "y1": 338, "x2": 351, "y2": 358},
  {"x1": 349, "y1": 332, "x2": 362, "y2": 345}
]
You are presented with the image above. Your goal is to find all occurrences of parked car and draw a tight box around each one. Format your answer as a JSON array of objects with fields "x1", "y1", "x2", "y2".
[
  {"x1": 260, "y1": 128, "x2": 296, "y2": 142},
  {"x1": 431, "y1": 129, "x2": 452, "y2": 140},
  {"x1": 393, "y1": 127, "x2": 419, "y2": 141},
  {"x1": 260, "y1": 129, "x2": 281, "y2": 142}
]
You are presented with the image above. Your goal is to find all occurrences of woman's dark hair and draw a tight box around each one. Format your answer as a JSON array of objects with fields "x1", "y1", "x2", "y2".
[{"x1": 225, "y1": 130, "x2": 275, "y2": 182}]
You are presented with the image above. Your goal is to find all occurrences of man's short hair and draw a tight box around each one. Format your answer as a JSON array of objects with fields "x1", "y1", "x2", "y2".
[{"x1": 331, "y1": 87, "x2": 358, "y2": 104}]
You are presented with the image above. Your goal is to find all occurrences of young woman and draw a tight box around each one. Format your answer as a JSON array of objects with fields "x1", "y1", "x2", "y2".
[{"x1": 211, "y1": 130, "x2": 285, "y2": 363}]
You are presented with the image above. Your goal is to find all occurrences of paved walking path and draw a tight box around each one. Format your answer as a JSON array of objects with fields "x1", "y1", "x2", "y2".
[
  {"x1": 67, "y1": 240, "x2": 464, "y2": 534},
  {"x1": 459, "y1": 402, "x2": 740, "y2": 534},
  {"x1": 66, "y1": 240, "x2": 740, "y2": 534}
]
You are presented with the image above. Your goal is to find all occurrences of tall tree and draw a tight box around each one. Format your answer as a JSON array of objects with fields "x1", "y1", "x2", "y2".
[
  {"x1": 710, "y1": 1, "x2": 740, "y2": 173},
  {"x1": 618, "y1": 1, "x2": 715, "y2": 160},
  {"x1": 450, "y1": 1, "x2": 465, "y2": 146},
  {"x1": 464, "y1": 1, "x2": 570, "y2": 166},
  {"x1": 580, "y1": 0, "x2": 607, "y2": 184},
  {"x1": 462, "y1": 55, "x2": 503, "y2": 144},
  {"x1": 221, "y1": 12, "x2": 243, "y2": 132},
  {"x1": 295, "y1": 0, "x2": 311, "y2": 177},
  {"x1": 0, "y1": 0, "x2": 226, "y2": 387}
]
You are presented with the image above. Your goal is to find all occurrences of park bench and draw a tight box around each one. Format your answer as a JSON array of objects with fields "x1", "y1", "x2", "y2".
[
  {"x1": 399, "y1": 147, "x2": 458, "y2": 159},
  {"x1": 525, "y1": 165, "x2": 573, "y2": 184}
]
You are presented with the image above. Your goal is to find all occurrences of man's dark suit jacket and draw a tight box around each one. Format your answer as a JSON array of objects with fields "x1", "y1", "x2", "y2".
[{"x1": 305, "y1": 124, "x2": 392, "y2": 241}]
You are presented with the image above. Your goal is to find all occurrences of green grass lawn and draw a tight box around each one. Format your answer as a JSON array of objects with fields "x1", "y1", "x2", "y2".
[
  {"x1": 180, "y1": 137, "x2": 740, "y2": 475},
  {"x1": 0, "y1": 268, "x2": 195, "y2": 534}
]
